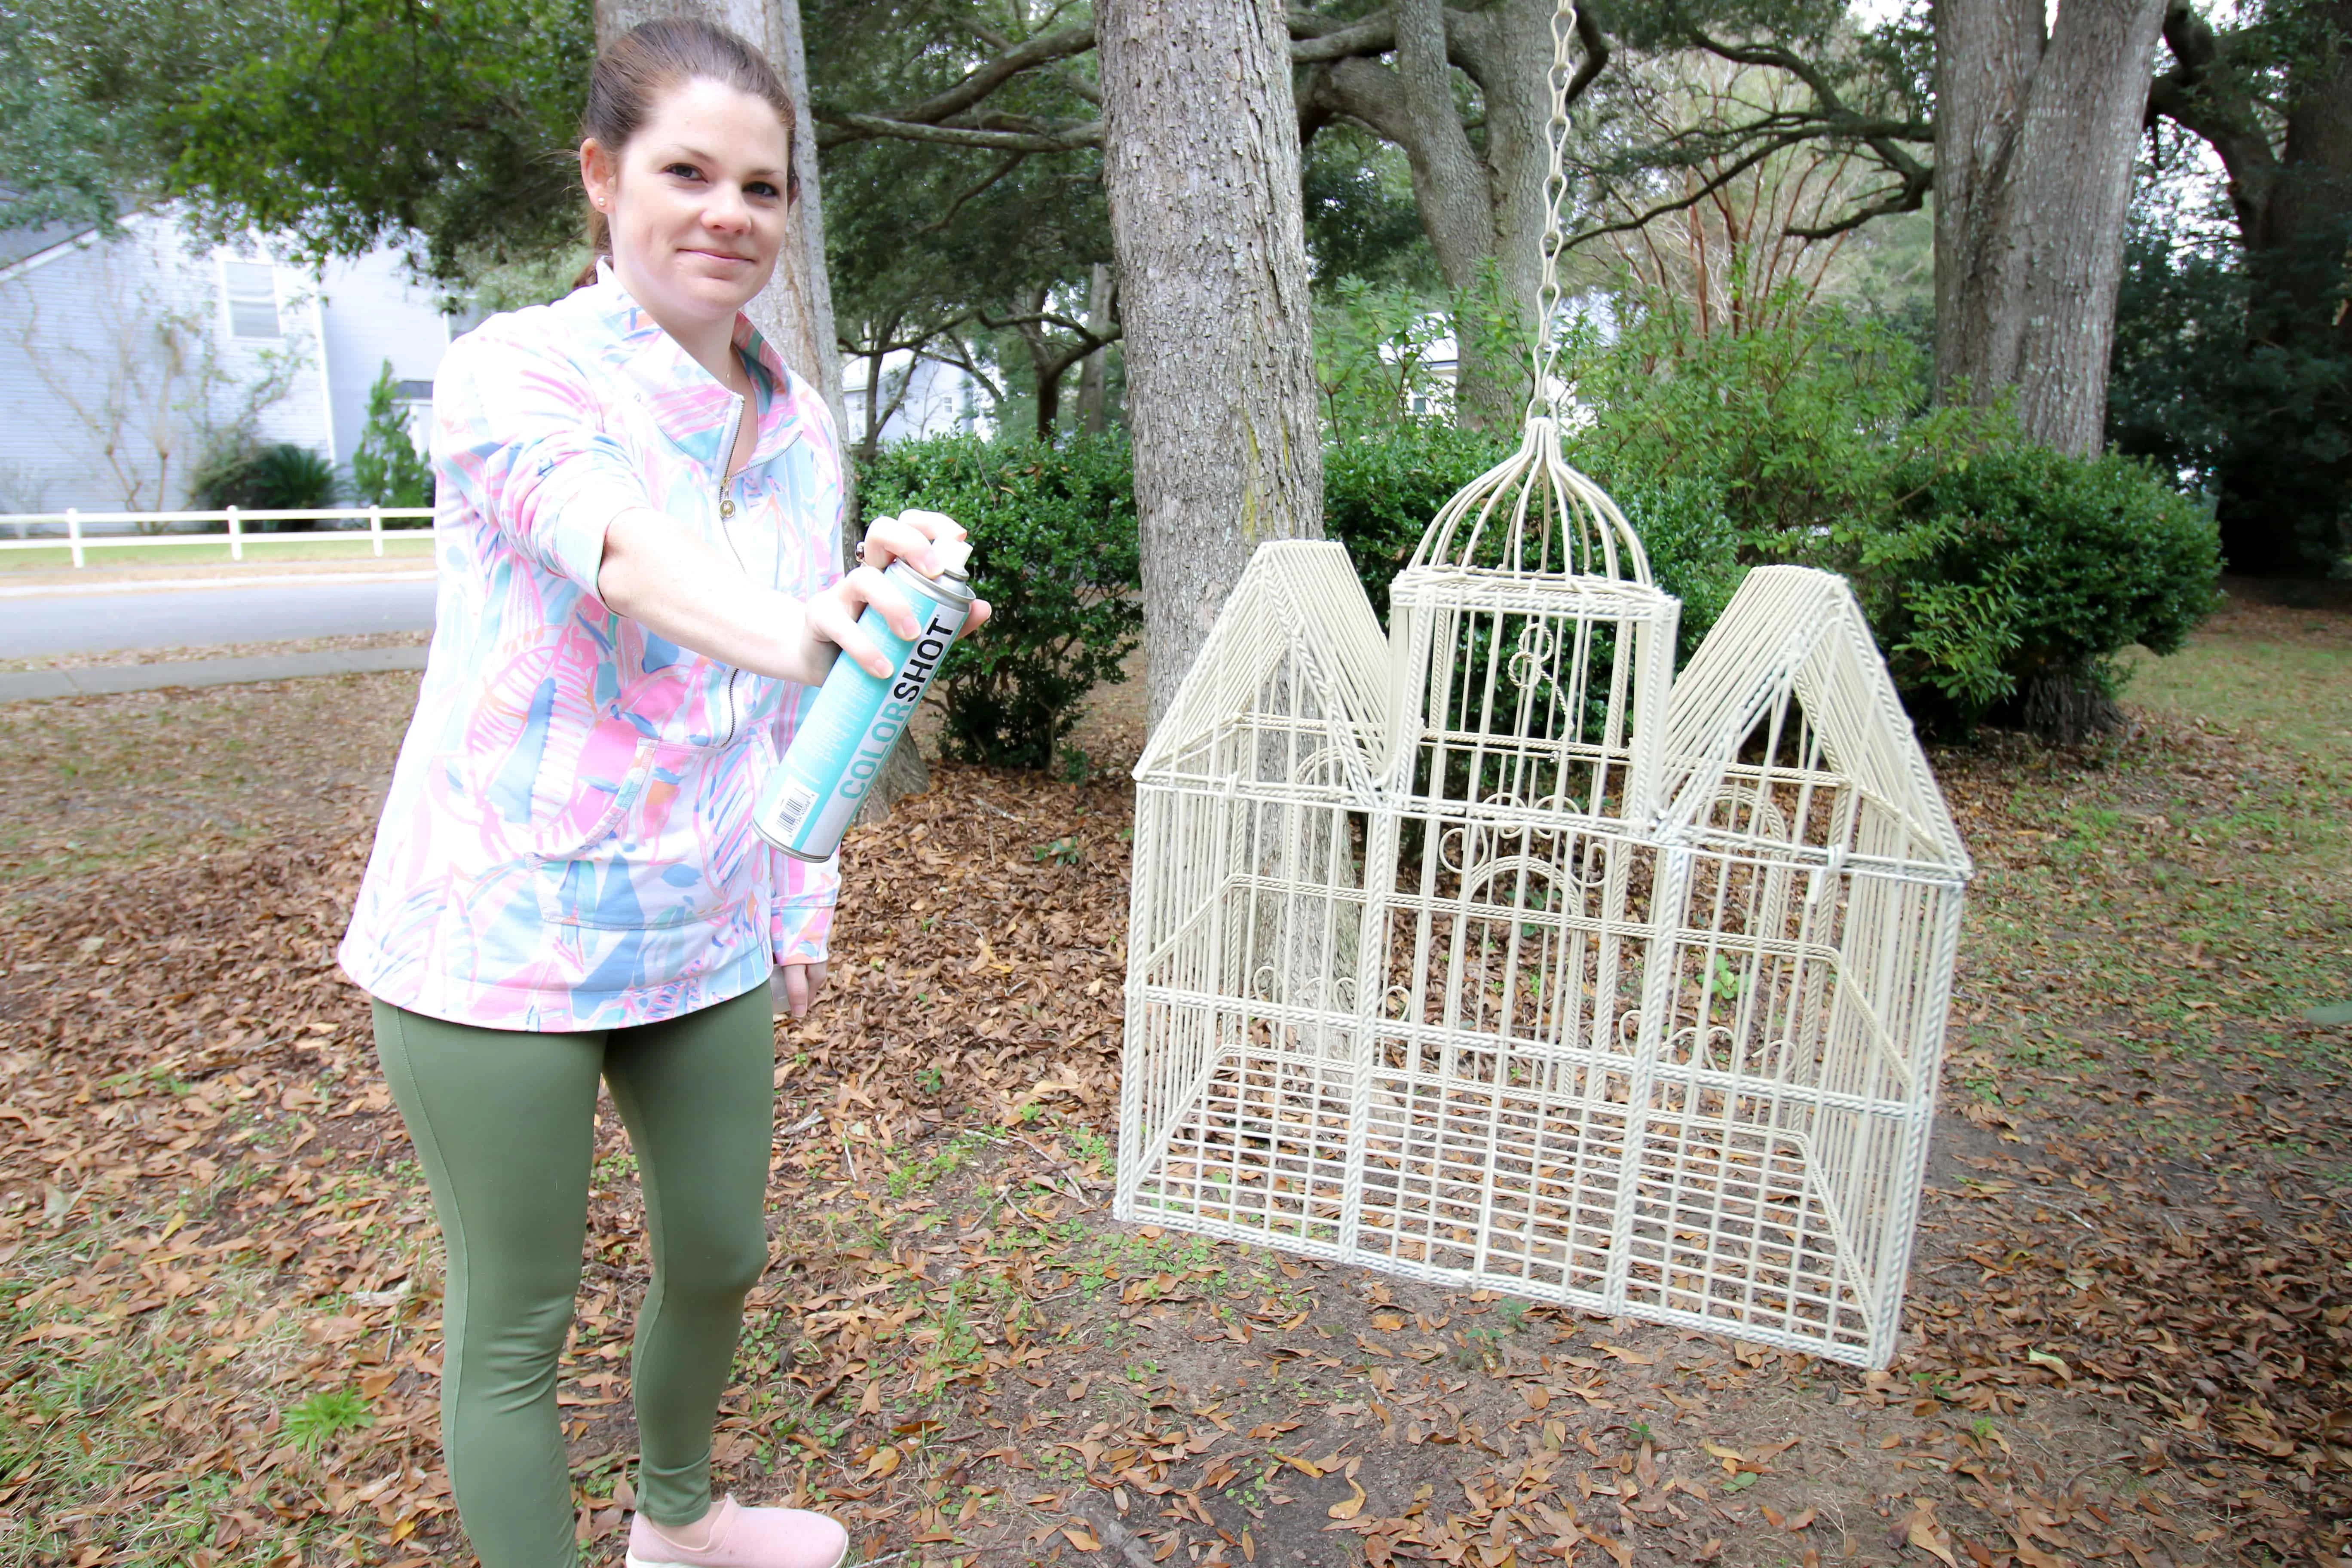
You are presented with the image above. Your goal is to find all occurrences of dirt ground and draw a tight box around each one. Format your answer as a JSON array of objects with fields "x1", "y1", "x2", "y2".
[{"x1": 0, "y1": 586, "x2": 2345, "y2": 1567}]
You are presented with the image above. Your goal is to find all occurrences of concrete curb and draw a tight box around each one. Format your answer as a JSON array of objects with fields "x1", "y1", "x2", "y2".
[{"x1": 0, "y1": 646, "x2": 428, "y2": 703}]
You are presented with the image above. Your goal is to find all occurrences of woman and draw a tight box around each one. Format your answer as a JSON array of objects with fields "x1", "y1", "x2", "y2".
[{"x1": 338, "y1": 20, "x2": 982, "y2": 1568}]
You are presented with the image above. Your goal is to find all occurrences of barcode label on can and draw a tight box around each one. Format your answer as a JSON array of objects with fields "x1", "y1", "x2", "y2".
[{"x1": 772, "y1": 780, "x2": 819, "y2": 837}]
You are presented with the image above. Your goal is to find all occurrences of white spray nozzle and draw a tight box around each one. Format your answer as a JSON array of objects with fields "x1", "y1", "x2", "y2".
[{"x1": 927, "y1": 536, "x2": 973, "y2": 578}]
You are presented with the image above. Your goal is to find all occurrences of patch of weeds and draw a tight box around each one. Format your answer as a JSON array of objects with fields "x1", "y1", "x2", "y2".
[
  {"x1": 282, "y1": 1387, "x2": 374, "y2": 1452},
  {"x1": 1453, "y1": 1324, "x2": 1506, "y2": 1372},
  {"x1": 912, "y1": 1280, "x2": 991, "y2": 1383},
  {"x1": 1032, "y1": 836, "x2": 1083, "y2": 867},
  {"x1": 1067, "y1": 1126, "x2": 1113, "y2": 1176},
  {"x1": 886, "y1": 1131, "x2": 986, "y2": 1200}
]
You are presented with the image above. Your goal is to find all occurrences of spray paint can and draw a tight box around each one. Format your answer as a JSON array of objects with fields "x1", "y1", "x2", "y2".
[{"x1": 754, "y1": 539, "x2": 975, "y2": 861}]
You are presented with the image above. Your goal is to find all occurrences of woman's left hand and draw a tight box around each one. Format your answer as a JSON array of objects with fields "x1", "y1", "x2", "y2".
[
  {"x1": 860, "y1": 509, "x2": 992, "y2": 633},
  {"x1": 775, "y1": 961, "x2": 829, "y2": 1020}
]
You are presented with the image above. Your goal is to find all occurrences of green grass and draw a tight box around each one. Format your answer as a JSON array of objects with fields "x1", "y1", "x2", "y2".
[
  {"x1": 2121, "y1": 625, "x2": 2352, "y2": 775},
  {"x1": 1956, "y1": 616, "x2": 2352, "y2": 1113},
  {"x1": 0, "y1": 536, "x2": 435, "y2": 571}
]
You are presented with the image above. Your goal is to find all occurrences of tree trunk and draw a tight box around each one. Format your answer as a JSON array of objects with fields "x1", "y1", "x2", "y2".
[
  {"x1": 1298, "y1": 0, "x2": 1581, "y2": 429},
  {"x1": 1099, "y1": 0, "x2": 1326, "y2": 730},
  {"x1": 1077, "y1": 262, "x2": 1112, "y2": 434},
  {"x1": 1447, "y1": 0, "x2": 1557, "y2": 422},
  {"x1": 1933, "y1": 0, "x2": 2168, "y2": 455},
  {"x1": 1030, "y1": 335, "x2": 1066, "y2": 440},
  {"x1": 2214, "y1": 0, "x2": 2352, "y2": 575}
]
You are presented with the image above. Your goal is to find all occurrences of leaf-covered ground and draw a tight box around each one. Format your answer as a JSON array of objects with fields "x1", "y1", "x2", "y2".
[{"x1": 0, "y1": 588, "x2": 2345, "y2": 1568}]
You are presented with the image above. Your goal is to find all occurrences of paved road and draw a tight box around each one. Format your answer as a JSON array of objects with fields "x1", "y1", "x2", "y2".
[{"x1": 0, "y1": 579, "x2": 438, "y2": 658}]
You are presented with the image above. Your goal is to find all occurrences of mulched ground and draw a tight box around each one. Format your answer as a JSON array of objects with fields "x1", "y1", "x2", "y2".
[{"x1": 0, "y1": 596, "x2": 2345, "y2": 1568}]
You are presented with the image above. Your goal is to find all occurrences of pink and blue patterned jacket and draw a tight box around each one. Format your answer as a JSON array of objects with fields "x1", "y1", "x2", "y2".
[{"x1": 338, "y1": 269, "x2": 844, "y2": 1031}]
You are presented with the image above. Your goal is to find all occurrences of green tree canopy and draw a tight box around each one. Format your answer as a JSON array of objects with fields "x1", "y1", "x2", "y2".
[{"x1": 165, "y1": 0, "x2": 594, "y2": 282}]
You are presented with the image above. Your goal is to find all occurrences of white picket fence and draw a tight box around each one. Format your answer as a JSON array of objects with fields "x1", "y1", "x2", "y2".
[{"x1": 0, "y1": 508, "x2": 436, "y2": 567}]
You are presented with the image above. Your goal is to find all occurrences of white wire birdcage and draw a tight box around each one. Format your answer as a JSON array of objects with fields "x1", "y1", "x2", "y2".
[
  {"x1": 1112, "y1": 0, "x2": 1969, "y2": 1369},
  {"x1": 1118, "y1": 549, "x2": 1969, "y2": 1367}
]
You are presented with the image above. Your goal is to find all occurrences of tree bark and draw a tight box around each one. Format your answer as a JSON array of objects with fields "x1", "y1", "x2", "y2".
[
  {"x1": 1446, "y1": 0, "x2": 1558, "y2": 413},
  {"x1": 1932, "y1": 0, "x2": 2168, "y2": 455},
  {"x1": 2225, "y1": 0, "x2": 2352, "y2": 574},
  {"x1": 1099, "y1": 0, "x2": 1326, "y2": 730}
]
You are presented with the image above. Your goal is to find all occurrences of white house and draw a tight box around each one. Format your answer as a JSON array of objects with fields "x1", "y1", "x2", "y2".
[
  {"x1": 0, "y1": 205, "x2": 454, "y2": 515},
  {"x1": 840, "y1": 347, "x2": 992, "y2": 450}
]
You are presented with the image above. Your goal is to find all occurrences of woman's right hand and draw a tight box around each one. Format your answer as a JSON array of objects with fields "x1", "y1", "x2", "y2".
[{"x1": 805, "y1": 510, "x2": 991, "y2": 678}]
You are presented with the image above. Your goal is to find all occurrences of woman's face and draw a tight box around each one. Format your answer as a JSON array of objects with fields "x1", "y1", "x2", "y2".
[{"x1": 580, "y1": 77, "x2": 791, "y2": 336}]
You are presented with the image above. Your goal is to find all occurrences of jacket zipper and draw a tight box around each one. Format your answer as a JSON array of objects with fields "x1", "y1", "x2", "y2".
[{"x1": 715, "y1": 388, "x2": 751, "y2": 748}]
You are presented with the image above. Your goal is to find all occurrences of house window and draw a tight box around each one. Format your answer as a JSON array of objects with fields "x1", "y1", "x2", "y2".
[{"x1": 223, "y1": 261, "x2": 280, "y2": 339}]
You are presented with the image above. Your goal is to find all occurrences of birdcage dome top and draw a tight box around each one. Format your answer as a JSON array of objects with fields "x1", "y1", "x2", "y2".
[{"x1": 1404, "y1": 416, "x2": 1652, "y2": 585}]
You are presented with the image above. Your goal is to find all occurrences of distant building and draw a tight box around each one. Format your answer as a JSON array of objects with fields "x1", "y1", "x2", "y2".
[
  {"x1": 0, "y1": 204, "x2": 453, "y2": 515},
  {"x1": 840, "y1": 349, "x2": 991, "y2": 450}
]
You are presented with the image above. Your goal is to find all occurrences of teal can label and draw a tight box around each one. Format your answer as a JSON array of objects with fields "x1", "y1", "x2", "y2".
[{"x1": 754, "y1": 561, "x2": 971, "y2": 861}]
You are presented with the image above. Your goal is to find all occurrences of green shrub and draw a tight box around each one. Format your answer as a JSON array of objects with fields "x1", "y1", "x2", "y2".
[
  {"x1": 350, "y1": 359, "x2": 435, "y2": 516},
  {"x1": 1569, "y1": 299, "x2": 2219, "y2": 737},
  {"x1": 1573, "y1": 297, "x2": 1998, "y2": 556},
  {"x1": 856, "y1": 432, "x2": 1141, "y2": 768},
  {"x1": 191, "y1": 441, "x2": 341, "y2": 525},
  {"x1": 1320, "y1": 420, "x2": 1742, "y2": 665},
  {"x1": 1871, "y1": 444, "x2": 2221, "y2": 735},
  {"x1": 1321, "y1": 421, "x2": 1511, "y2": 621}
]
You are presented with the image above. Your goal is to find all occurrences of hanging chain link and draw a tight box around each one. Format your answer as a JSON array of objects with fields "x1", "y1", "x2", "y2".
[{"x1": 1531, "y1": 0, "x2": 1580, "y2": 415}]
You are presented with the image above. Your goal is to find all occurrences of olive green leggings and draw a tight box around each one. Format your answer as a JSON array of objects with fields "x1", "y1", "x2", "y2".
[{"x1": 371, "y1": 985, "x2": 776, "y2": 1568}]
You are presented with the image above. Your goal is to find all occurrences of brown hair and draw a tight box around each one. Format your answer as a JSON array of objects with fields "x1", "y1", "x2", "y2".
[{"x1": 572, "y1": 17, "x2": 799, "y2": 291}]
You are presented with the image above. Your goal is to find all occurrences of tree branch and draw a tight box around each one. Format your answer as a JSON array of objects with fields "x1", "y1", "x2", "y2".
[
  {"x1": 1783, "y1": 169, "x2": 1933, "y2": 239},
  {"x1": 1566, "y1": 10, "x2": 1612, "y2": 107},
  {"x1": 2144, "y1": 0, "x2": 2280, "y2": 224},
  {"x1": 1669, "y1": 12, "x2": 1933, "y2": 186},
  {"x1": 815, "y1": 111, "x2": 1101, "y2": 153},
  {"x1": 887, "y1": 20, "x2": 1099, "y2": 127},
  {"x1": 921, "y1": 331, "x2": 1006, "y2": 407},
  {"x1": 1289, "y1": 11, "x2": 1399, "y2": 63},
  {"x1": 839, "y1": 311, "x2": 977, "y2": 358},
  {"x1": 919, "y1": 154, "x2": 1030, "y2": 233},
  {"x1": 1566, "y1": 129, "x2": 1825, "y2": 248},
  {"x1": 823, "y1": 9, "x2": 1404, "y2": 159},
  {"x1": 974, "y1": 305, "x2": 1118, "y2": 345}
]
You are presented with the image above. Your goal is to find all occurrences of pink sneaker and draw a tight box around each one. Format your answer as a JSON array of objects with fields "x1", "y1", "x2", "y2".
[{"x1": 623, "y1": 1495, "x2": 849, "y2": 1568}]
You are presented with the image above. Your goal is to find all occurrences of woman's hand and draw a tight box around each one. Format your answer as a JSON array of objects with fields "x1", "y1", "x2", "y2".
[
  {"x1": 804, "y1": 509, "x2": 993, "y2": 677},
  {"x1": 775, "y1": 961, "x2": 829, "y2": 1020}
]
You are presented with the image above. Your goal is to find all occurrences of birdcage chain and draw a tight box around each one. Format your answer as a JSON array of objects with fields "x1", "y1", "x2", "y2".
[{"x1": 1530, "y1": 0, "x2": 1581, "y2": 417}]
